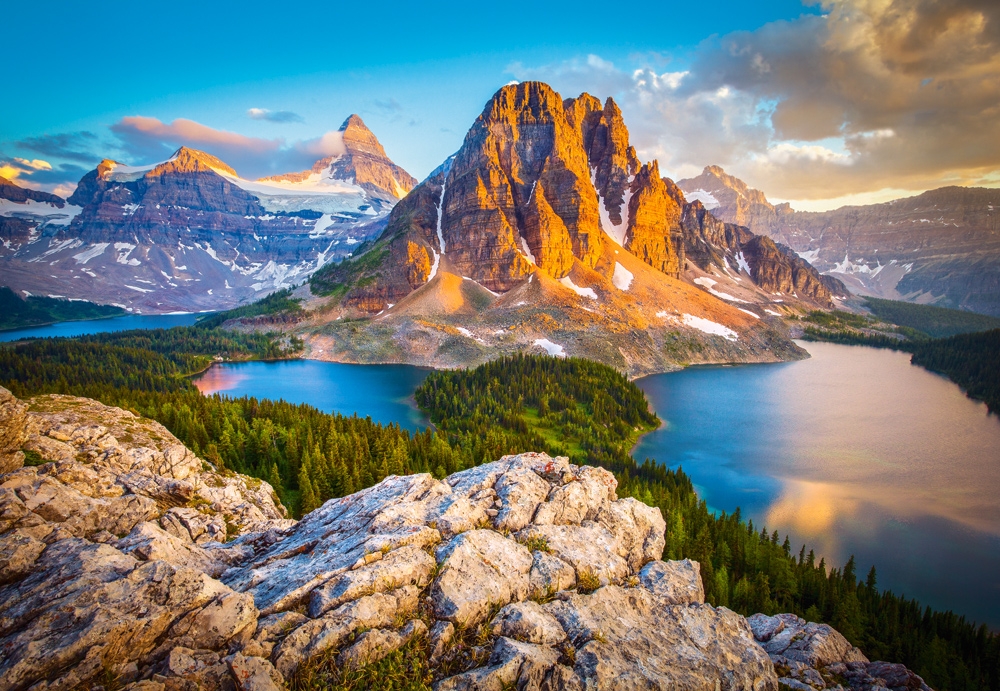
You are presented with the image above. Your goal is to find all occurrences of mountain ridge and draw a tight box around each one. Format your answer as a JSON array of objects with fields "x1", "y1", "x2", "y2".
[
  {"x1": 678, "y1": 167, "x2": 1000, "y2": 316},
  {"x1": 0, "y1": 119, "x2": 416, "y2": 313}
]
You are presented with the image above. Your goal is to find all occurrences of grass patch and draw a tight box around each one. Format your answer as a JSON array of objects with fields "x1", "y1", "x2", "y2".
[
  {"x1": 291, "y1": 638, "x2": 432, "y2": 691},
  {"x1": 21, "y1": 448, "x2": 46, "y2": 466}
]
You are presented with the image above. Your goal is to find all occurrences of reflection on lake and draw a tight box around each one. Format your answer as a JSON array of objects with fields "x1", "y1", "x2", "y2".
[
  {"x1": 193, "y1": 360, "x2": 431, "y2": 432},
  {"x1": 0, "y1": 313, "x2": 203, "y2": 342},
  {"x1": 634, "y1": 341, "x2": 1000, "y2": 627}
]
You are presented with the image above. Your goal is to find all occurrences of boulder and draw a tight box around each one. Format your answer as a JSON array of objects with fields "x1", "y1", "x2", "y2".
[
  {"x1": 116, "y1": 521, "x2": 228, "y2": 577},
  {"x1": 532, "y1": 465, "x2": 617, "y2": 526},
  {"x1": 491, "y1": 601, "x2": 567, "y2": 646},
  {"x1": 639, "y1": 558, "x2": 705, "y2": 605},
  {"x1": 493, "y1": 466, "x2": 551, "y2": 532},
  {"x1": 308, "y1": 543, "x2": 436, "y2": 617},
  {"x1": 338, "y1": 619, "x2": 427, "y2": 670},
  {"x1": 227, "y1": 652, "x2": 285, "y2": 691},
  {"x1": 515, "y1": 522, "x2": 629, "y2": 586},
  {"x1": 430, "y1": 529, "x2": 532, "y2": 626},
  {"x1": 528, "y1": 549, "x2": 577, "y2": 598},
  {"x1": 272, "y1": 586, "x2": 420, "y2": 678},
  {"x1": 436, "y1": 636, "x2": 571, "y2": 691},
  {"x1": 754, "y1": 614, "x2": 868, "y2": 667}
]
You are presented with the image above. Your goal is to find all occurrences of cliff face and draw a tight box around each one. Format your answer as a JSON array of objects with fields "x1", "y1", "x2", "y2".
[
  {"x1": 0, "y1": 388, "x2": 932, "y2": 691},
  {"x1": 0, "y1": 119, "x2": 415, "y2": 313},
  {"x1": 681, "y1": 202, "x2": 845, "y2": 303},
  {"x1": 678, "y1": 167, "x2": 1000, "y2": 316}
]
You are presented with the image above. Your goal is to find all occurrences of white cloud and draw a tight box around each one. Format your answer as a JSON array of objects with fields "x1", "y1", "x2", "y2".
[{"x1": 511, "y1": 0, "x2": 1000, "y2": 205}]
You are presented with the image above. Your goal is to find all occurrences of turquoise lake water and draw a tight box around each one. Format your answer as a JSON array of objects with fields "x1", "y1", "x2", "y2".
[{"x1": 0, "y1": 313, "x2": 202, "y2": 341}]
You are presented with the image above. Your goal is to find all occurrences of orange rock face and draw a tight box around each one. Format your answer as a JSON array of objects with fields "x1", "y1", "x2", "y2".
[
  {"x1": 624, "y1": 162, "x2": 682, "y2": 277},
  {"x1": 326, "y1": 81, "x2": 829, "y2": 314}
]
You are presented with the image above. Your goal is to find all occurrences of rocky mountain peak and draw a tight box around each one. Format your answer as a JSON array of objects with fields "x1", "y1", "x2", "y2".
[
  {"x1": 260, "y1": 114, "x2": 416, "y2": 201},
  {"x1": 158, "y1": 146, "x2": 239, "y2": 177},
  {"x1": 678, "y1": 165, "x2": 784, "y2": 235},
  {"x1": 338, "y1": 113, "x2": 386, "y2": 157}
]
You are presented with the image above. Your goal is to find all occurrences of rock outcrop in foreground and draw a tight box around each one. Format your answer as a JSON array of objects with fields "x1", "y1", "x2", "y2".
[{"x1": 0, "y1": 388, "x2": 931, "y2": 691}]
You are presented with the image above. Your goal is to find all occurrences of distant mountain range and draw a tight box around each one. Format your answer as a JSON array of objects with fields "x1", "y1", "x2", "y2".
[
  {"x1": 678, "y1": 166, "x2": 1000, "y2": 317},
  {"x1": 295, "y1": 82, "x2": 842, "y2": 375},
  {"x1": 0, "y1": 115, "x2": 413, "y2": 313}
]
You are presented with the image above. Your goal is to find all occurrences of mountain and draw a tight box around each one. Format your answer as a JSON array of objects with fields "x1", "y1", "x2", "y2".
[
  {"x1": 678, "y1": 166, "x2": 1000, "y2": 317},
  {"x1": 0, "y1": 116, "x2": 414, "y2": 313},
  {"x1": 298, "y1": 82, "x2": 841, "y2": 375},
  {"x1": 261, "y1": 114, "x2": 417, "y2": 201}
]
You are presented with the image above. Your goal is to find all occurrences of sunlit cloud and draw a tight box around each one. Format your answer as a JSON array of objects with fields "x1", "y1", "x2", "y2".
[
  {"x1": 109, "y1": 116, "x2": 346, "y2": 179},
  {"x1": 512, "y1": 0, "x2": 1000, "y2": 209},
  {"x1": 13, "y1": 158, "x2": 52, "y2": 171}
]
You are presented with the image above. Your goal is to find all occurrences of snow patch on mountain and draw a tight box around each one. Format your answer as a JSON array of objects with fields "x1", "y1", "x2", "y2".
[
  {"x1": 681, "y1": 314, "x2": 738, "y2": 341},
  {"x1": 559, "y1": 276, "x2": 598, "y2": 300},
  {"x1": 685, "y1": 188, "x2": 720, "y2": 209},
  {"x1": 694, "y1": 276, "x2": 749, "y2": 303},
  {"x1": 73, "y1": 243, "x2": 110, "y2": 265},
  {"x1": 612, "y1": 262, "x2": 634, "y2": 291},
  {"x1": 533, "y1": 338, "x2": 566, "y2": 357}
]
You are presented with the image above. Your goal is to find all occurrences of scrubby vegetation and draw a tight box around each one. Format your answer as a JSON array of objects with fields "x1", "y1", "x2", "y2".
[
  {"x1": 0, "y1": 285, "x2": 124, "y2": 330},
  {"x1": 863, "y1": 297, "x2": 1000, "y2": 339},
  {"x1": 911, "y1": 329, "x2": 1000, "y2": 414}
]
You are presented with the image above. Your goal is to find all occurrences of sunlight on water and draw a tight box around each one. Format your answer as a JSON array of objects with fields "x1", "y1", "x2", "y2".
[{"x1": 634, "y1": 341, "x2": 1000, "y2": 626}]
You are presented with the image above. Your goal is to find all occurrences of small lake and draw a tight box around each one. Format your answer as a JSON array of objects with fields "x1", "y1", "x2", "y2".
[
  {"x1": 0, "y1": 313, "x2": 203, "y2": 342},
  {"x1": 194, "y1": 360, "x2": 431, "y2": 432},
  {"x1": 635, "y1": 341, "x2": 1000, "y2": 628}
]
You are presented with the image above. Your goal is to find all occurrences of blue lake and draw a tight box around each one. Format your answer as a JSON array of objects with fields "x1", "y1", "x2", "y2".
[
  {"x1": 194, "y1": 360, "x2": 432, "y2": 432},
  {"x1": 635, "y1": 341, "x2": 1000, "y2": 627},
  {"x1": 0, "y1": 313, "x2": 203, "y2": 341}
]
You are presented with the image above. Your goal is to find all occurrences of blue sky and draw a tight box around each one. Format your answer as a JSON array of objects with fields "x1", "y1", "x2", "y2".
[{"x1": 4, "y1": 1, "x2": 999, "y2": 209}]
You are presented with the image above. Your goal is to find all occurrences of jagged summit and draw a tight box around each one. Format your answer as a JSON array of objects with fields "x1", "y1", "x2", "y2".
[{"x1": 261, "y1": 113, "x2": 417, "y2": 201}]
